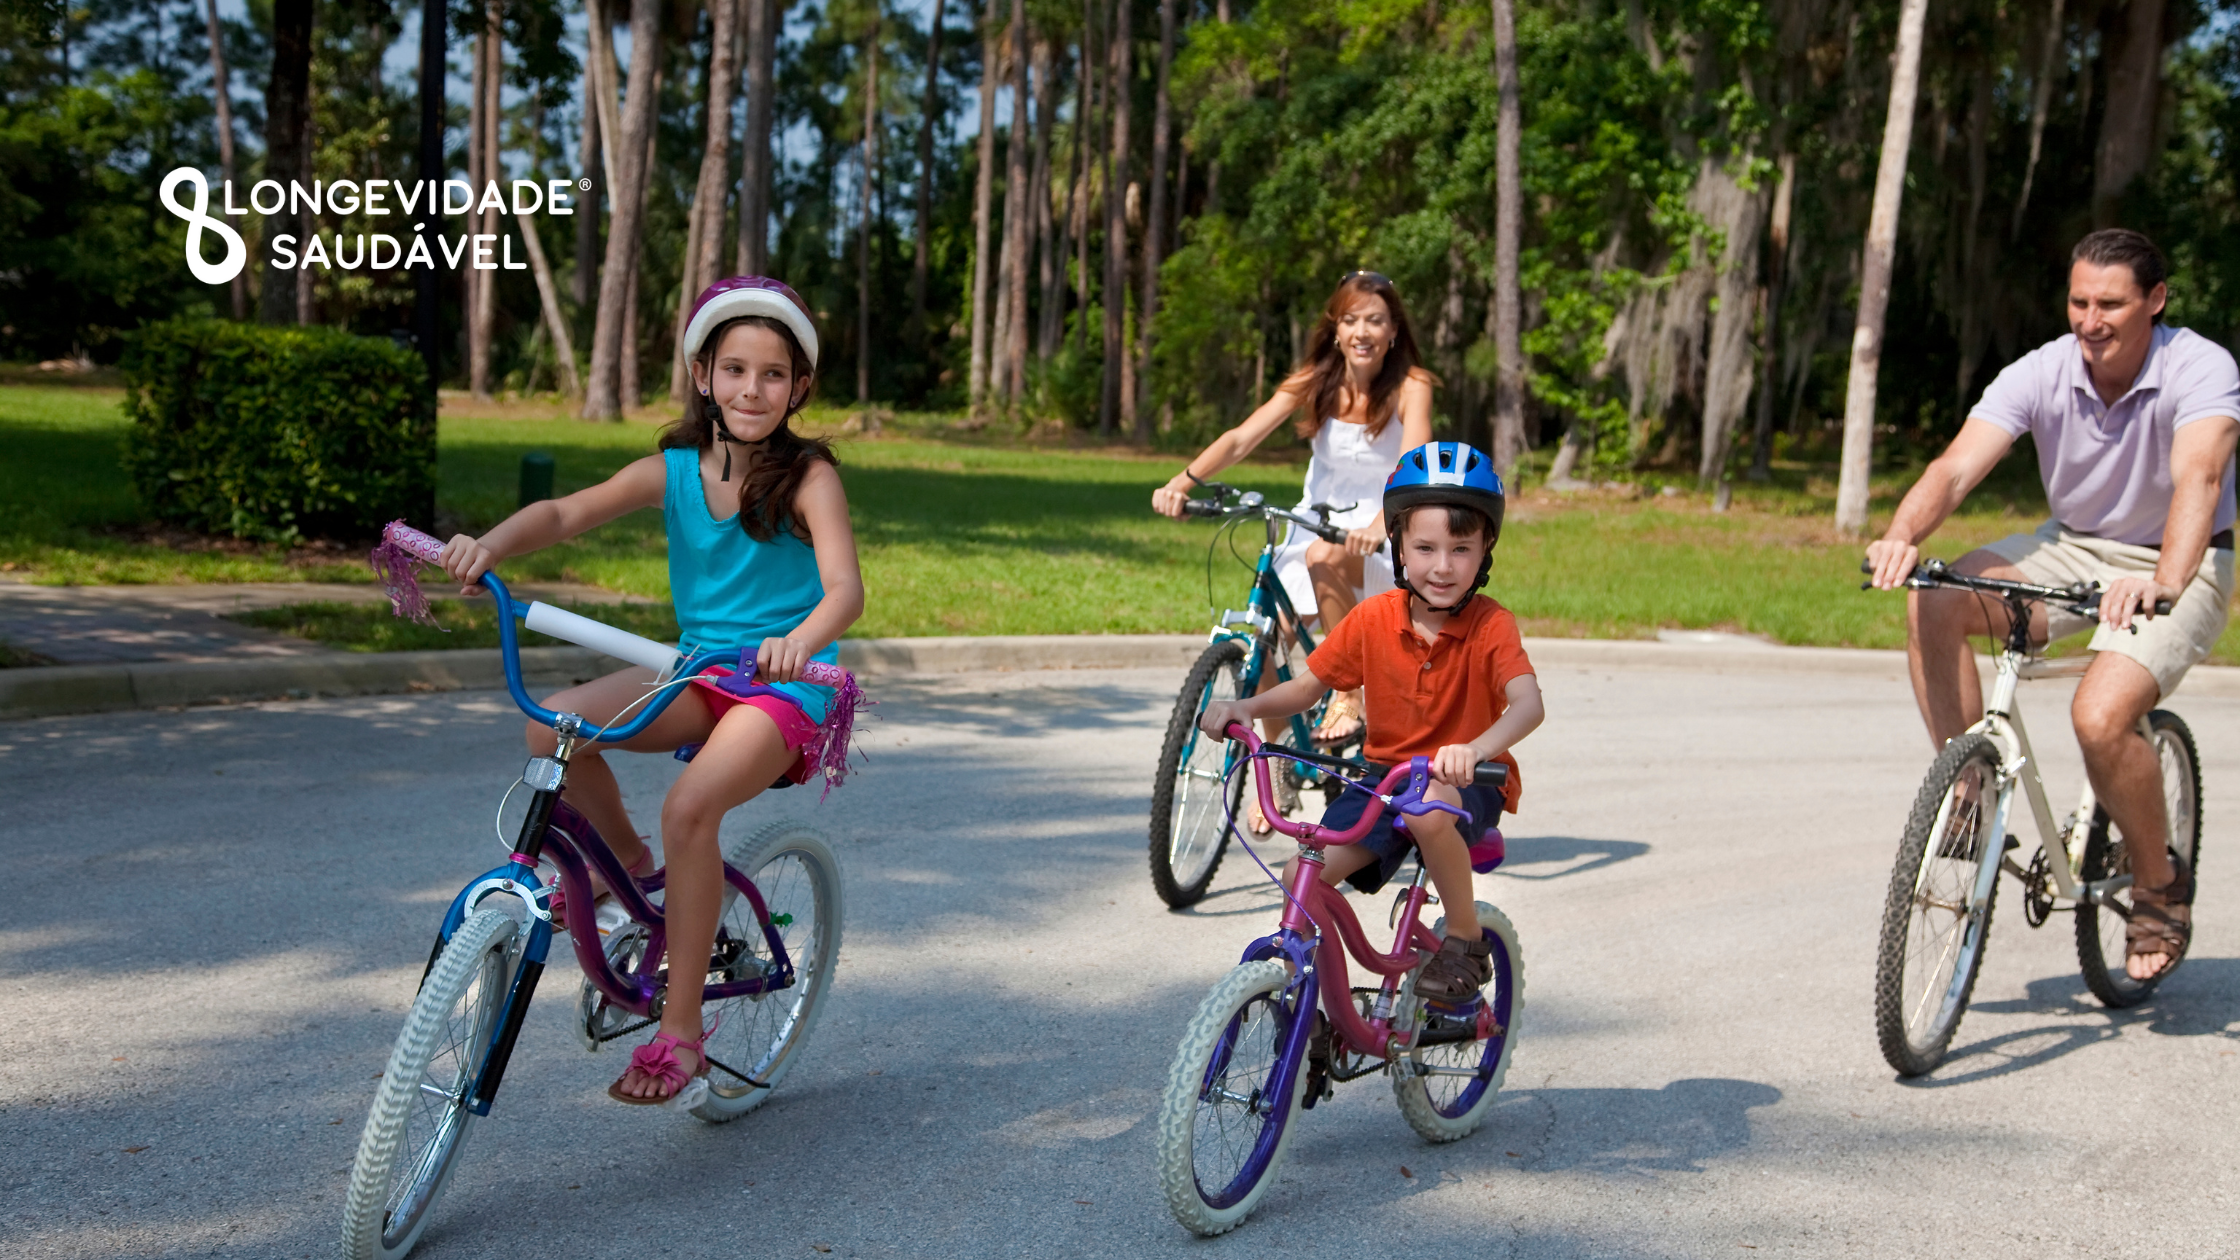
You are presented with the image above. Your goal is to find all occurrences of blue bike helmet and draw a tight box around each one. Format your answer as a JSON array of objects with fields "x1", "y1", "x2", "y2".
[{"x1": 1383, "y1": 441, "x2": 1505, "y2": 612}]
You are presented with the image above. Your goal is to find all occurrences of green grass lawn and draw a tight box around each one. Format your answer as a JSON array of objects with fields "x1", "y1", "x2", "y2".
[{"x1": 9, "y1": 381, "x2": 2229, "y2": 659}]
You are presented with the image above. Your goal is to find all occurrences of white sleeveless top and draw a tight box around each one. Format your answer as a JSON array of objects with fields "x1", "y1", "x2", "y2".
[{"x1": 1271, "y1": 416, "x2": 1404, "y2": 619}]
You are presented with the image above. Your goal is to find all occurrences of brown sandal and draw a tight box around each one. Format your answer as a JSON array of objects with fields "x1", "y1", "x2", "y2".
[
  {"x1": 2127, "y1": 867, "x2": 2194, "y2": 982},
  {"x1": 1313, "y1": 690, "x2": 1365, "y2": 748},
  {"x1": 1414, "y1": 934, "x2": 1493, "y2": 1004}
]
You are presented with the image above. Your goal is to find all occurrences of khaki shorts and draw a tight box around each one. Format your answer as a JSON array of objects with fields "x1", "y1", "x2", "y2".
[{"x1": 1980, "y1": 520, "x2": 2234, "y2": 698}]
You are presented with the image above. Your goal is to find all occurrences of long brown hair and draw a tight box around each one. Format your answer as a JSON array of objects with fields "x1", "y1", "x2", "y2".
[
  {"x1": 659, "y1": 314, "x2": 838, "y2": 543},
  {"x1": 1284, "y1": 272, "x2": 1426, "y2": 440}
]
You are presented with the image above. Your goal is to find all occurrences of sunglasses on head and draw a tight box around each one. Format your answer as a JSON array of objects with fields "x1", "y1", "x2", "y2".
[{"x1": 1342, "y1": 270, "x2": 1391, "y2": 286}]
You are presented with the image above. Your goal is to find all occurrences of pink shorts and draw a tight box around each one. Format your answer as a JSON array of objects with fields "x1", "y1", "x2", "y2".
[{"x1": 689, "y1": 666, "x2": 818, "y2": 784}]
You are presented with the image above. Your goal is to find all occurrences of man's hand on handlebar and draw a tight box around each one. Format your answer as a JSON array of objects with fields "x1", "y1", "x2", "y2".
[
  {"x1": 1863, "y1": 537, "x2": 1920, "y2": 592},
  {"x1": 437, "y1": 534, "x2": 499, "y2": 596},
  {"x1": 2096, "y1": 575, "x2": 2179, "y2": 633}
]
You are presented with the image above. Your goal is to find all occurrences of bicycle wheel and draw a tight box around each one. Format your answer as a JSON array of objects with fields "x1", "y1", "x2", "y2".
[
  {"x1": 1874, "y1": 733, "x2": 2004, "y2": 1076},
  {"x1": 341, "y1": 907, "x2": 523, "y2": 1260},
  {"x1": 1155, "y1": 960, "x2": 1308, "y2": 1236},
  {"x1": 1149, "y1": 639, "x2": 1249, "y2": 908},
  {"x1": 690, "y1": 821, "x2": 844, "y2": 1122},
  {"x1": 2076, "y1": 710, "x2": 2201, "y2": 1007},
  {"x1": 1392, "y1": 902, "x2": 1524, "y2": 1143}
]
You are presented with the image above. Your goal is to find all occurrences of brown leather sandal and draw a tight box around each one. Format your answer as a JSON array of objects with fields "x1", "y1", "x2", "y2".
[
  {"x1": 1415, "y1": 934, "x2": 1493, "y2": 1004},
  {"x1": 2127, "y1": 867, "x2": 2194, "y2": 982}
]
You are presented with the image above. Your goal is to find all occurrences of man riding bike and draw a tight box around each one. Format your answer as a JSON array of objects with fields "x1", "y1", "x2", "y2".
[{"x1": 1864, "y1": 229, "x2": 2240, "y2": 984}]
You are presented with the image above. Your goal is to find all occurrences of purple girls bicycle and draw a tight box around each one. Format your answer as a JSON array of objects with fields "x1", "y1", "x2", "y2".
[
  {"x1": 339, "y1": 525, "x2": 855, "y2": 1260},
  {"x1": 1155, "y1": 725, "x2": 1523, "y2": 1236}
]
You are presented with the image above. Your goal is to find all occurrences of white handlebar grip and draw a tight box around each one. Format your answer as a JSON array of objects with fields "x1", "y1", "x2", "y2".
[{"x1": 523, "y1": 602, "x2": 681, "y2": 676}]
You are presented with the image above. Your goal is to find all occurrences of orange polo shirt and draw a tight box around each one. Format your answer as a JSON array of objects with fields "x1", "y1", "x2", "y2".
[{"x1": 1305, "y1": 589, "x2": 1534, "y2": 812}]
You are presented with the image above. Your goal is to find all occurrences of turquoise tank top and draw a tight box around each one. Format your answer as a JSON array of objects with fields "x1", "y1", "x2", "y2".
[{"x1": 663, "y1": 447, "x2": 837, "y2": 721}]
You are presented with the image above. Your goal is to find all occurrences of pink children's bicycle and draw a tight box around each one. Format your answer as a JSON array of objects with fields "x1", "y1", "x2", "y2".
[{"x1": 1155, "y1": 725, "x2": 1524, "y2": 1236}]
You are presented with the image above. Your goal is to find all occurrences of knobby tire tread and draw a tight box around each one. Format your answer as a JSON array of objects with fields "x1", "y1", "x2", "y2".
[
  {"x1": 1873, "y1": 734, "x2": 2002, "y2": 1077},
  {"x1": 1149, "y1": 639, "x2": 1249, "y2": 908}
]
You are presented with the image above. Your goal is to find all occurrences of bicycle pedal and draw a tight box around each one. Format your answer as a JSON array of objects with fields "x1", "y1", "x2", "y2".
[{"x1": 2004, "y1": 835, "x2": 2020, "y2": 852}]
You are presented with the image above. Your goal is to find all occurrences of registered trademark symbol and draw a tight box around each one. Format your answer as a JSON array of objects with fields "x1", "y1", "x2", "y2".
[{"x1": 579, "y1": 178, "x2": 593, "y2": 190}]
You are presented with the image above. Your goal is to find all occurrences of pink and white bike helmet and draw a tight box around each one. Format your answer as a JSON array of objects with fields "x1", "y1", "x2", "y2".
[{"x1": 681, "y1": 275, "x2": 820, "y2": 369}]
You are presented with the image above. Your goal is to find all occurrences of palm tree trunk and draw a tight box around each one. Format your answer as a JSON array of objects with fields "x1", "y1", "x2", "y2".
[
  {"x1": 1489, "y1": 0, "x2": 1525, "y2": 477},
  {"x1": 1073, "y1": 9, "x2": 1095, "y2": 360},
  {"x1": 911, "y1": 0, "x2": 945, "y2": 344},
  {"x1": 672, "y1": 0, "x2": 743, "y2": 401},
  {"x1": 1000, "y1": 0, "x2": 1031, "y2": 403},
  {"x1": 2093, "y1": 0, "x2": 2166, "y2": 227},
  {"x1": 1747, "y1": 152, "x2": 1794, "y2": 481},
  {"x1": 1135, "y1": 0, "x2": 1175, "y2": 439},
  {"x1": 1033, "y1": 36, "x2": 1060, "y2": 363},
  {"x1": 201, "y1": 0, "x2": 245, "y2": 319},
  {"x1": 967, "y1": 0, "x2": 1000, "y2": 414},
  {"x1": 1833, "y1": 0, "x2": 1930, "y2": 535},
  {"x1": 1099, "y1": 0, "x2": 1132, "y2": 437},
  {"x1": 257, "y1": 0, "x2": 312, "y2": 325},
  {"x1": 584, "y1": 0, "x2": 664, "y2": 420},
  {"x1": 736, "y1": 0, "x2": 778, "y2": 276},
  {"x1": 519, "y1": 213, "x2": 583, "y2": 397},
  {"x1": 575, "y1": 55, "x2": 602, "y2": 311},
  {"x1": 859, "y1": 18, "x2": 881, "y2": 403},
  {"x1": 471, "y1": 5, "x2": 500, "y2": 400}
]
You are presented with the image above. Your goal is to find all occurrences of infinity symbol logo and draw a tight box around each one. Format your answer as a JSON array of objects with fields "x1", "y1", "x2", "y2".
[{"x1": 159, "y1": 168, "x2": 248, "y2": 285}]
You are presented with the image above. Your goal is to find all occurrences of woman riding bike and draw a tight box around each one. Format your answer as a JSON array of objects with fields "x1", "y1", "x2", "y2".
[{"x1": 1151, "y1": 271, "x2": 1436, "y2": 829}]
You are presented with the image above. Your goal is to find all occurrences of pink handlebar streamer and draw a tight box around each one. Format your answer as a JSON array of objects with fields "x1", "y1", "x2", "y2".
[{"x1": 371, "y1": 520, "x2": 447, "y2": 627}]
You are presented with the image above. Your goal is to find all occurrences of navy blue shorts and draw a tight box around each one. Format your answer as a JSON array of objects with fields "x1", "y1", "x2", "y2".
[{"x1": 1317, "y1": 781, "x2": 1505, "y2": 895}]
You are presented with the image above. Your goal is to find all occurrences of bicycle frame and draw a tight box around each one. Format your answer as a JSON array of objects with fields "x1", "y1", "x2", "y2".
[
  {"x1": 1205, "y1": 512, "x2": 1335, "y2": 771},
  {"x1": 1970, "y1": 646, "x2": 2137, "y2": 913}
]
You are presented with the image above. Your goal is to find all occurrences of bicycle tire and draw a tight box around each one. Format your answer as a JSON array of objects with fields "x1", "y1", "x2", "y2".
[
  {"x1": 1392, "y1": 903, "x2": 1523, "y2": 1143},
  {"x1": 1873, "y1": 733, "x2": 2004, "y2": 1076},
  {"x1": 689, "y1": 821, "x2": 844, "y2": 1121},
  {"x1": 2076, "y1": 710, "x2": 2201, "y2": 1007},
  {"x1": 1155, "y1": 960, "x2": 1308, "y2": 1236},
  {"x1": 340, "y1": 907, "x2": 522, "y2": 1260},
  {"x1": 1149, "y1": 639, "x2": 1250, "y2": 908}
]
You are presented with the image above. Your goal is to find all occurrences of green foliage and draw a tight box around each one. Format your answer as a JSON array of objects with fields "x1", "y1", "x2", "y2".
[{"x1": 119, "y1": 320, "x2": 435, "y2": 542}]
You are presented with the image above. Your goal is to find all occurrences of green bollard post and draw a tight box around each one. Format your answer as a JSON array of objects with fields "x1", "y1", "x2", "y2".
[{"x1": 518, "y1": 451, "x2": 555, "y2": 508}]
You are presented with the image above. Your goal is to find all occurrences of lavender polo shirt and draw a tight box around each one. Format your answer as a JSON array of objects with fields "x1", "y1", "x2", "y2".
[{"x1": 1971, "y1": 323, "x2": 2240, "y2": 546}]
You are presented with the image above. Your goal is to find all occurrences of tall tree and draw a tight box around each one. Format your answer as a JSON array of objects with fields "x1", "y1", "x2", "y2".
[
  {"x1": 469, "y1": 2, "x2": 499, "y2": 399},
  {"x1": 673, "y1": 0, "x2": 744, "y2": 401},
  {"x1": 414, "y1": 0, "x2": 444, "y2": 387},
  {"x1": 1073, "y1": 2, "x2": 1096, "y2": 360},
  {"x1": 911, "y1": 0, "x2": 946, "y2": 343},
  {"x1": 1033, "y1": 34, "x2": 1062, "y2": 362},
  {"x1": 737, "y1": 0, "x2": 778, "y2": 275},
  {"x1": 2093, "y1": 0, "x2": 2167, "y2": 226},
  {"x1": 574, "y1": 54, "x2": 602, "y2": 312},
  {"x1": 1135, "y1": 0, "x2": 1175, "y2": 439},
  {"x1": 1098, "y1": 0, "x2": 1131, "y2": 436},
  {"x1": 859, "y1": 9, "x2": 881, "y2": 402},
  {"x1": 999, "y1": 0, "x2": 1031, "y2": 402},
  {"x1": 1489, "y1": 0, "x2": 1525, "y2": 476},
  {"x1": 200, "y1": 0, "x2": 244, "y2": 319},
  {"x1": 1748, "y1": 153, "x2": 1796, "y2": 481},
  {"x1": 257, "y1": 0, "x2": 313, "y2": 325},
  {"x1": 1834, "y1": 0, "x2": 1931, "y2": 535},
  {"x1": 584, "y1": 0, "x2": 663, "y2": 419},
  {"x1": 967, "y1": 0, "x2": 999, "y2": 413}
]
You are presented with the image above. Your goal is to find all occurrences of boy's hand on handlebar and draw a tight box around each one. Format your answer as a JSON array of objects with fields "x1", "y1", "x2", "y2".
[
  {"x1": 1431, "y1": 743, "x2": 1484, "y2": 788},
  {"x1": 437, "y1": 534, "x2": 497, "y2": 596},
  {"x1": 755, "y1": 636, "x2": 817, "y2": 684},
  {"x1": 1863, "y1": 537, "x2": 1920, "y2": 591},
  {"x1": 1199, "y1": 699, "x2": 1249, "y2": 741},
  {"x1": 2098, "y1": 575, "x2": 2179, "y2": 632}
]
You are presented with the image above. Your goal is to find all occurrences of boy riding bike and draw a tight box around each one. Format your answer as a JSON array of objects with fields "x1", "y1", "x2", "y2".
[{"x1": 1200, "y1": 441, "x2": 1544, "y2": 1002}]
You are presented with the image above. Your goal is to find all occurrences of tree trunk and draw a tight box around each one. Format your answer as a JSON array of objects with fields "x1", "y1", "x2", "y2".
[
  {"x1": 295, "y1": 104, "x2": 315, "y2": 325},
  {"x1": 2093, "y1": 0, "x2": 2166, "y2": 227},
  {"x1": 967, "y1": 0, "x2": 1000, "y2": 414},
  {"x1": 1747, "y1": 151, "x2": 1795, "y2": 481},
  {"x1": 1073, "y1": 8, "x2": 1096, "y2": 361},
  {"x1": 201, "y1": 0, "x2": 245, "y2": 319},
  {"x1": 1001, "y1": 0, "x2": 1032, "y2": 403},
  {"x1": 1033, "y1": 37, "x2": 1061, "y2": 363},
  {"x1": 470, "y1": 6, "x2": 499, "y2": 399},
  {"x1": 1135, "y1": 0, "x2": 1175, "y2": 439},
  {"x1": 736, "y1": 0, "x2": 777, "y2": 275},
  {"x1": 911, "y1": 0, "x2": 945, "y2": 344},
  {"x1": 1100, "y1": 0, "x2": 1132, "y2": 437},
  {"x1": 859, "y1": 18, "x2": 880, "y2": 403},
  {"x1": 585, "y1": 0, "x2": 622, "y2": 194},
  {"x1": 519, "y1": 213, "x2": 583, "y2": 397},
  {"x1": 1489, "y1": 0, "x2": 1525, "y2": 477},
  {"x1": 2012, "y1": 0, "x2": 2064, "y2": 240},
  {"x1": 620, "y1": 254, "x2": 641, "y2": 411},
  {"x1": 1833, "y1": 0, "x2": 1930, "y2": 535},
  {"x1": 672, "y1": 0, "x2": 743, "y2": 402},
  {"x1": 257, "y1": 0, "x2": 312, "y2": 325},
  {"x1": 584, "y1": 0, "x2": 663, "y2": 420},
  {"x1": 575, "y1": 55, "x2": 602, "y2": 312},
  {"x1": 413, "y1": 0, "x2": 444, "y2": 390},
  {"x1": 1695, "y1": 161, "x2": 1767, "y2": 505}
]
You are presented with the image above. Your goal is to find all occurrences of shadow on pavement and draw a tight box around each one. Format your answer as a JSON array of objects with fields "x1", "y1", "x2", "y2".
[
  {"x1": 1493, "y1": 834, "x2": 1651, "y2": 881},
  {"x1": 1904, "y1": 960, "x2": 2240, "y2": 1087},
  {"x1": 1498, "y1": 1078, "x2": 1784, "y2": 1175}
]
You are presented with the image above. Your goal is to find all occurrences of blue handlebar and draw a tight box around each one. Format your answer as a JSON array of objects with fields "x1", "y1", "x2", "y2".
[{"x1": 483, "y1": 572, "x2": 738, "y2": 743}]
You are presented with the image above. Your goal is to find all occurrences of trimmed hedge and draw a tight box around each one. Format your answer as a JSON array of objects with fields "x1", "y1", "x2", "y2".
[{"x1": 121, "y1": 320, "x2": 435, "y2": 541}]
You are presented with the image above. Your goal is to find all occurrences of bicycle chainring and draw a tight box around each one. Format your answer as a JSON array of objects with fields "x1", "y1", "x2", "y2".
[{"x1": 2021, "y1": 847, "x2": 2055, "y2": 928}]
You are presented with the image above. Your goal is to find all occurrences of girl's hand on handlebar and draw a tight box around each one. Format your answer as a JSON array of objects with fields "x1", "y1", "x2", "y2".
[
  {"x1": 1152, "y1": 478, "x2": 1194, "y2": 519},
  {"x1": 437, "y1": 534, "x2": 498, "y2": 596},
  {"x1": 755, "y1": 636, "x2": 817, "y2": 684},
  {"x1": 1432, "y1": 743, "x2": 1484, "y2": 788},
  {"x1": 1863, "y1": 537, "x2": 1920, "y2": 591}
]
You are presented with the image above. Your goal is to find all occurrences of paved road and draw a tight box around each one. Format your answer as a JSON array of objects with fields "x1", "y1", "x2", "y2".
[{"x1": 5, "y1": 662, "x2": 2239, "y2": 1258}]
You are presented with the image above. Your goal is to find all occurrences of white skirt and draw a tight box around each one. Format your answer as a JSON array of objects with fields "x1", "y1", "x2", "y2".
[{"x1": 1271, "y1": 519, "x2": 1394, "y2": 626}]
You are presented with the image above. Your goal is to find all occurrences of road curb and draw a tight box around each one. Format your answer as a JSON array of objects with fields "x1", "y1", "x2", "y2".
[{"x1": 7, "y1": 633, "x2": 2239, "y2": 720}]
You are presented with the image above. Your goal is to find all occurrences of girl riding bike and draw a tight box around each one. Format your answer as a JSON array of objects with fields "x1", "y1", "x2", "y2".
[
  {"x1": 434, "y1": 277, "x2": 863, "y2": 1105},
  {"x1": 1151, "y1": 271, "x2": 1437, "y2": 826}
]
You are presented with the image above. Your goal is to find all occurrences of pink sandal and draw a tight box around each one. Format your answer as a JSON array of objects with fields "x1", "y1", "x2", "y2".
[{"x1": 607, "y1": 1029, "x2": 710, "y2": 1105}]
